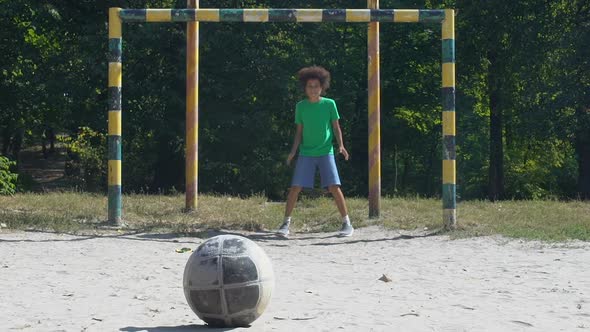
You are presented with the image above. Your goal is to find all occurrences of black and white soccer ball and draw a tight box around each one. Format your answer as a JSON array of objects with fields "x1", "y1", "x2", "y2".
[{"x1": 183, "y1": 235, "x2": 274, "y2": 327}]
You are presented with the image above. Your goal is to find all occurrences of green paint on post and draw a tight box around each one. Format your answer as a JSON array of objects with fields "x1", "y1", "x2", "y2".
[
  {"x1": 108, "y1": 135, "x2": 122, "y2": 160},
  {"x1": 442, "y1": 39, "x2": 455, "y2": 63},
  {"x1": 108, "y1": 185, "x2": 122, "y2": 222},
  {"x1": 442, "y1": 135, "x2": 456, "y2": 160},
  {"x1": 108, "y1": 39, "x2": 122, "y2": 63},
  {"x1": 442, "y1": 87, "x2": 455, "y2": 111},
  {"x1": 220, "y1": 9, "x2": 244, "y2": 22},
  {"x1": 120, "y1": 9, "x2": 147, "y2": 22},
  {"x1": 419, "y1": 10, "x2": 445, "y2": 23},
  {"x1": 322, "y1": 9, "x2": 347, "y2": 22},
  {"x1": 108, "y1": 87, "x2": 121, "y2": 111},
  {"x1": 370, "y1": 9, "x2": 394, "y2": 22},
  {"x1": 269, "y1": 9, "x2": 296, "y2": 22},
  {"x1": 442, "y1": 184, "x2": 456, "y2": 209},
  {"x1": 171, "y1": 9, "x2": 196, "y2": 22}
]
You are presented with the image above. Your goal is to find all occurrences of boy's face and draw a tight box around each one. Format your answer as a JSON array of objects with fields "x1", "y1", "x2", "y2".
[{"x1": 305, "y1": 79, "x2": 322, "y2": 100}]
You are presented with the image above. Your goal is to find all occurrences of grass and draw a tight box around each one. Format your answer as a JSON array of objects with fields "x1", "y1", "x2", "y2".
[{"x1": 0, "y1": 192, "x2": 589, "y2": 242}]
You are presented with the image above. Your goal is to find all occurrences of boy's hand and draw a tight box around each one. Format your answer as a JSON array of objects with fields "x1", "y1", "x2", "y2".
[
  {"x1": 339, "y1": 146, "x2": 349, "y2": 160},
  {"x1": 286, "y1": 151, "x2": 296, "y2": 165}
]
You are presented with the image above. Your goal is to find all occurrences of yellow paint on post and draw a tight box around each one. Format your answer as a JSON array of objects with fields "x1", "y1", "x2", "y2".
[
  {"x1": 346, "y1": 9, "x2": 370, "y2": 22},
  {"x1": 442, "y1": 63, "x2": 455, "y2": 87},
  {"x1": 394, "y1": 10, "x2": 419, "y2": 22},
  {"x1": 108, "y1": 111, "x2": 122, "y2": 136},
  {"x1": 442, "y1": 111, "x2": 455, "y2": 136},
  {"x1": 368, "y1": 0, "x2": 381, "y2": 218},
  {"x1": 108, "y1": 62, "x2": 122, "y2": 87},
  {"x1": 196, "y1": 9, "x2": 219, "y2": 22},
  {"x1": 109, "y1": 8, "x2": 122, "y2": 38},
  {"x1": 186, "y1": 0, "x2": 199, "y2": 211},
  {"x1": 108, "y1": 160, "x2": 122, "y2": 186},
  {"x1": 243, "y1": 9, "x2": 269, "y2": 22},
  {"x1": 369, "y1": 167, "x2": 380, "y2": 186},
  {"x1": 368, "y1": 124, "x2": 380, "y2": 150},
  {"x1": 146, "y1": 9, "x2": 172, "y2": 22},
  {"x1": 442, "y1": 160, "x2": 456, "y2": 184},
  {"x1": 295, "y1": 9, "x2": 323, "y2": 22},
  {"x1": 442, "y1": 9, "x2": 455, "y2": 40},
  {"x1": 186, "y1": 128, "x2": 198, "y2": 176}
]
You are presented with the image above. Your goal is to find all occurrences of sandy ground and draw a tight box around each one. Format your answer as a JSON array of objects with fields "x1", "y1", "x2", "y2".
[{"x1": 1, "y1": 226, "x2": 589, "y2": 332}]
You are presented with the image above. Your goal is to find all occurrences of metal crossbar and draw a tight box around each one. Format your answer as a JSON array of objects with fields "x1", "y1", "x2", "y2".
[{"x1": 107, "y1": 7, "x2": 456, "y2": 230}]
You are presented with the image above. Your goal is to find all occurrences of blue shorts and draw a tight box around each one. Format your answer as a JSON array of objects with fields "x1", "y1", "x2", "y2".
[{"x1": 291, "y1": 155, "x2": 341, "y2": 189}]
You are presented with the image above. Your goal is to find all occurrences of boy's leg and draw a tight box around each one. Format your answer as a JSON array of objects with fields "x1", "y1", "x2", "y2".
[
  {"x1": 277, "y1": 186, "x2": 302, "y2": 237},
  {"x1": 284, "y1": 186, "x2": 303, "y2": 218},
  {"x1": 320, "y1": 155, "x2": 353, "y2": 236},
  {"x1": 328, "y1": 185, "x2": 348, "y2": 218},
  {"x1": 329, "y1": 185, "x2": 353, "y2": 236},
  {"x1": 278, "y1": 156, "x2": 315, "y2": 237},
  {"x1": 319, "y1": 155, "x2": 346, "y2": 216}
]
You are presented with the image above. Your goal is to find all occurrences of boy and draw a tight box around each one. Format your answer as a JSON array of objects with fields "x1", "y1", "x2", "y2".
[{"x1": 276, "y1": 66, "x2": 353, "y2": 238}]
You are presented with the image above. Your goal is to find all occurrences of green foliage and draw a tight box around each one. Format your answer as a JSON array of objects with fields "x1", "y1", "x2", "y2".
[
  {"x1": 59, "y1": 127, "x2": 106, "y2": 192},
  {"x1": 0, "y1": 0, "x2": 588, "y2": 200},
  {"x1": 0, "y1": 156, "x2": 18, "y2": 195}
]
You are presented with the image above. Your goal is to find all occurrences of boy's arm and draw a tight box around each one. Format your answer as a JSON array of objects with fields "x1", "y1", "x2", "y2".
[
  {"x1": 287, "y1": 124, "x2": 303, "y2": 165},
  {"x1": 332, "y1": 120, "x2": 349, "y2": 160}
]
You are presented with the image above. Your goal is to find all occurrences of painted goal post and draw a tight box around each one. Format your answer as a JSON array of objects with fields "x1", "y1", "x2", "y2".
[{"x1": 107, "y1": 5, "x2": 456, "y2": 229}]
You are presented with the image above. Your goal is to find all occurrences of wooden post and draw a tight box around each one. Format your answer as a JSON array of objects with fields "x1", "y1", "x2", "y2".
[
  {"x1": 186, "y1": 0, "x2": 199, "y2": 211},
  {"x1": 368, "y1": 0, "x2": 381, "y2": 218}
]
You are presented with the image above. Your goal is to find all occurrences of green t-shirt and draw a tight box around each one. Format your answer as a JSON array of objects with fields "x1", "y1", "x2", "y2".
[{"x1": 295, "y1": 97, "x2": 340, "y2": 156}]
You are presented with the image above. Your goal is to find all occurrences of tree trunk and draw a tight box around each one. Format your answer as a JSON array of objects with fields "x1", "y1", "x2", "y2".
[
  {"x1": 41, "y1": 126, "x2": 56, "y2": 159},
  {"x1": 401, "y1": 155, "x2": 410, "y2": 192},
  {"x1": 393, "y1": 145, "x2": 398, "y2": 193},
  {"x1": 487, "y1": 50, "x2": 505, "y2": 201},
  {"x1": 575, "y1": 107, "x2": 590, "y2": 199},
  {"x1": 2, "y1": 127, "x2": 11, "y2": 156},
  {"x1": 48, "y1": 127, "x2": 55, "y2": 153},
  {"x1": 425, "y1": 140, "x2": 437, "y2": 195},
  {"x1": 42, "y1": 129, "x2": 48, "y2": 159},
  {"x1": 10, "y1": 128, "x2": 24, "y2": 161}
]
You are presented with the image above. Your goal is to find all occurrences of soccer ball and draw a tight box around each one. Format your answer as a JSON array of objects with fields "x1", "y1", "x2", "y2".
[{"x1": 183, "y1": 235, "x2": 274, "y2": 327}]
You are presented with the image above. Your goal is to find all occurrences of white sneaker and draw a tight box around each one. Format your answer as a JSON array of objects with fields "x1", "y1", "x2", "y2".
[
  {"x1": 338, "y1": 222, "x2": 354, "y2": 237},
  {"x1": 276, "y1": 222, "x2": 290, "y2": 238}
]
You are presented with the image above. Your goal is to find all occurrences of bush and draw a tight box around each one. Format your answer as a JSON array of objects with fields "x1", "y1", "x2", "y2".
[
  {"x1": 59, "y1": 127, "x2": 106, "y2": 191},
  {"x1": 0, "y1": 155, "x2": 18, "y2": 195}
]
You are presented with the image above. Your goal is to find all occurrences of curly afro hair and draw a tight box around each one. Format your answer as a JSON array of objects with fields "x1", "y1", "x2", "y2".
[{"x1": 297, "y1": 66, "x2": 331, "y2": 93}]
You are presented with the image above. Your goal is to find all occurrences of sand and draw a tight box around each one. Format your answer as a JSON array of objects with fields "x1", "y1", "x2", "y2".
[{"x1": 1, "y1": 226, "x2": 589, "y2": 331}]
